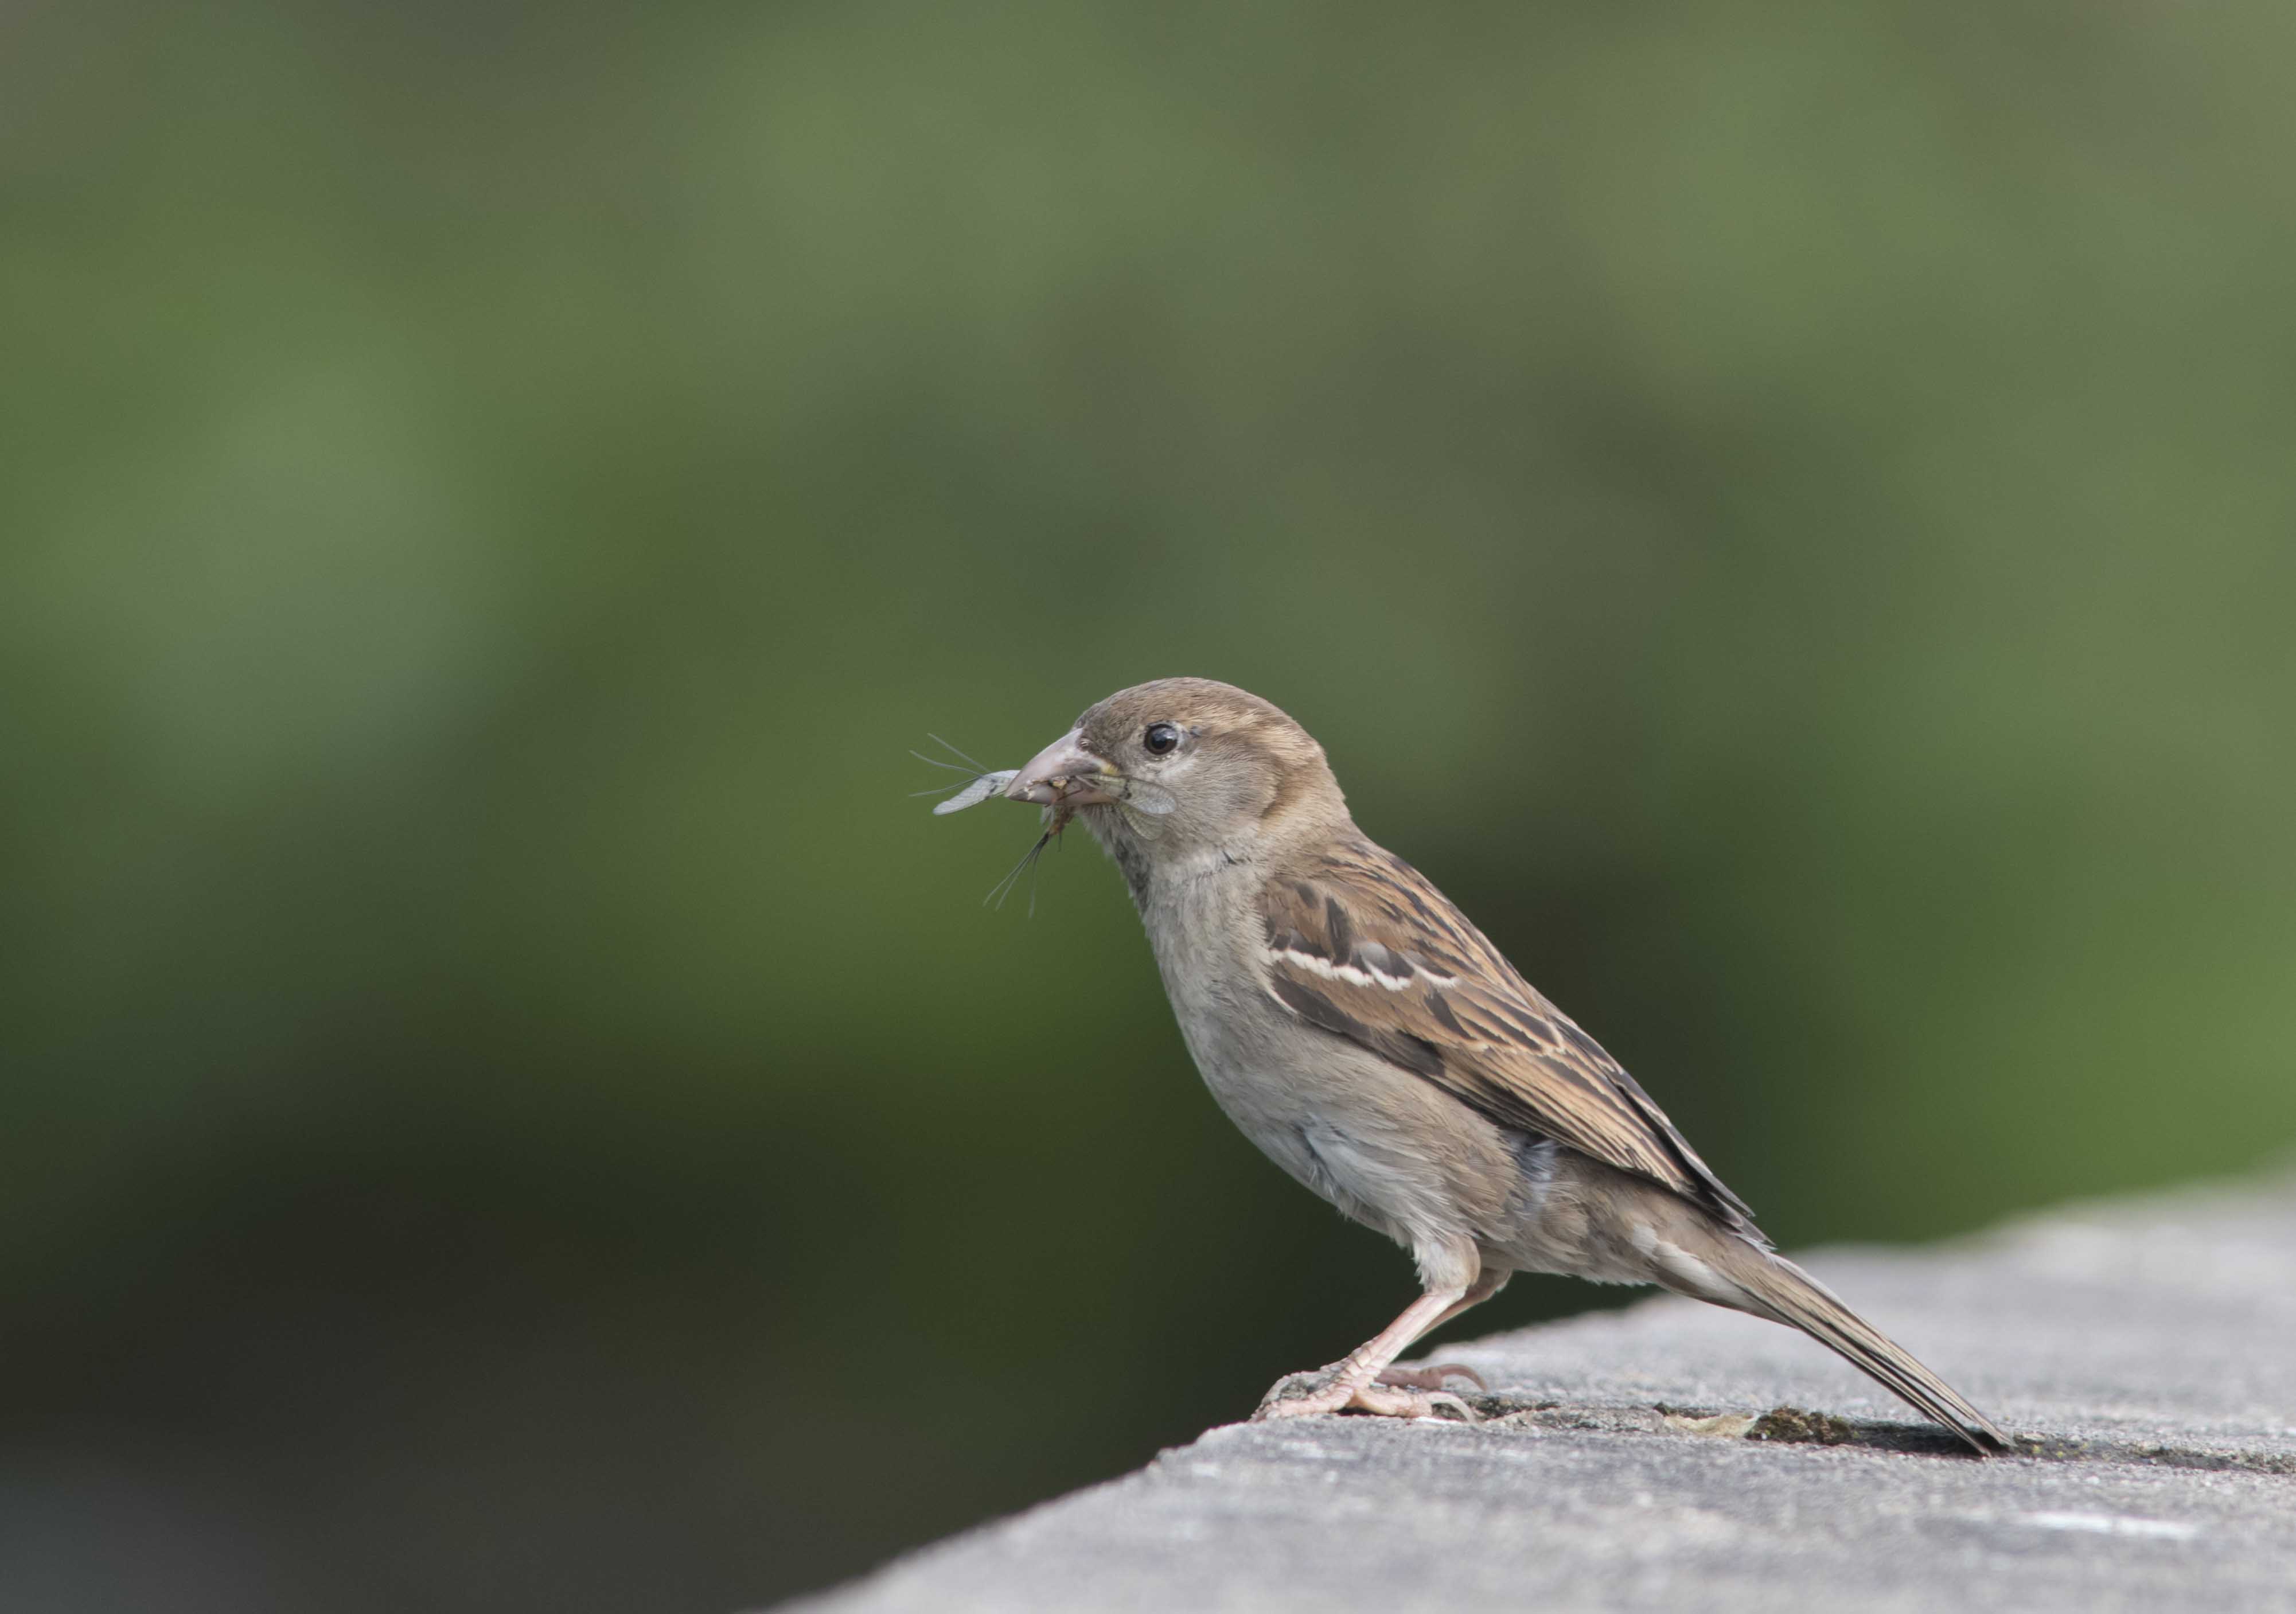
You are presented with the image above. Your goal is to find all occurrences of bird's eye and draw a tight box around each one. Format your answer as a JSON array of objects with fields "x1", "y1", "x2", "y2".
[{"x1": 1143, "y1": 722, "x2": 1180, "y2": 755}]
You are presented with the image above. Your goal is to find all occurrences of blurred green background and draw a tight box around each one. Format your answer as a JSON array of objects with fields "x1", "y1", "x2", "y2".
[{"x1": 6, "y1": 1, "x2": 2295, "y2": 1608}]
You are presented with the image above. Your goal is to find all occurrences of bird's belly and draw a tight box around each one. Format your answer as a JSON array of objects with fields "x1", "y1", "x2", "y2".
[
  {"x1": 1172, "y1": 1002, "x2": 1520, "y2": 1261},
  {"x1": 1178, "y1": 1024, "x2": 1354, "y2": 1206}
]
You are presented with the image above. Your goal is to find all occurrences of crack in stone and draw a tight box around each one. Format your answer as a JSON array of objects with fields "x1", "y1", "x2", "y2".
[{"x1": 1426, "y1": 1395, "x2": 2296, "y2": 1476}]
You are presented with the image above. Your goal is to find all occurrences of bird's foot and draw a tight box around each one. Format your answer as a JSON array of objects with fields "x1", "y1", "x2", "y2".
[{"x1": 1252, "y1": 1363, "x2": 1478, "y2": 1424}]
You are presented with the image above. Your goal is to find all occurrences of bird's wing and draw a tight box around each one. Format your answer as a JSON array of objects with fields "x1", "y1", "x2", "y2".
[{"x1": 1258, "y1": 838, "x2": 1758, "y2": 1230}]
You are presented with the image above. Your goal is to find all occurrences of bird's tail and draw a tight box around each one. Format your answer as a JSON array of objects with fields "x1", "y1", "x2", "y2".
[{"x1": 1718, "y1": 1243, "x2": 2007, "y2": 1454}]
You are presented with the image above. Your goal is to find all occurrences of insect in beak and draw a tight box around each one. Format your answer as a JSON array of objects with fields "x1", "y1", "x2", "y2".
[
  {"x1": 1004, "y1": 730, "x2": 1120, "y2": 809},
  {"x1": 914, "y1": 735, "x2": 1073, "y2": 914}
]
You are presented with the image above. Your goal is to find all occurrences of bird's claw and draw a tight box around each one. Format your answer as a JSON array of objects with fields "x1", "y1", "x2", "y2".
[
  {"x1": 1375, "y1": 1360, "x2": 1486, "y2": 1393},
  {"x1": 1252, "y1": 1364, "x2": 1346, "y2": 1417},
  {"x1": 1252, "y1": 1365, "x2": 1479, "y2": 1424},
  {"x1": 1351, "y1": 1383, "x2": 1479, "y2": 1422}
]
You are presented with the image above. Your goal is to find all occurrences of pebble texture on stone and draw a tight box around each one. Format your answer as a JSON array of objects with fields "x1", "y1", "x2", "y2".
[{"x1": 780, "y1": 1174, "x2": 2296, "y2": 1613}]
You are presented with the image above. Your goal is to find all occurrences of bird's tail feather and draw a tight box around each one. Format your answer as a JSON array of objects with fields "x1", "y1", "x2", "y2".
[{"x1": 1719, "y1": 1245, "x2": 2007, "y2": 1455}]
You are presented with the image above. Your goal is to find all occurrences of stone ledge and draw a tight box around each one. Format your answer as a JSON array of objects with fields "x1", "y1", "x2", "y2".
[{"x1": 780, "y1": 1173, "x2": 2296, "y2": 1613}]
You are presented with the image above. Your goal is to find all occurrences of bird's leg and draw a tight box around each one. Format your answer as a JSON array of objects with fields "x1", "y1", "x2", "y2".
[
  {"x1": 1373, "y1": 1269, "x2": 1510, "y2": 1391},
  {"x1": 1254, "y1": 1286, "x2": 1476, "y2": 1422}
]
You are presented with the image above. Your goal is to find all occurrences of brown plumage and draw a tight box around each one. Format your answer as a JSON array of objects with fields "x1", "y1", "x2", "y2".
[
  {"x1": 994, "y1": 677, "x2": 2006, "y2": 1452},
  {"x1": 1259, "y1": 845, "x2": 1756, "y2": 1231}
]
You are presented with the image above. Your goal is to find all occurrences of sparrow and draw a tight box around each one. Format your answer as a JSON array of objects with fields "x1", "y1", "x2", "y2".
[{"x1": 996, "y1": 677, "x2": 2006, "y2": 1452}]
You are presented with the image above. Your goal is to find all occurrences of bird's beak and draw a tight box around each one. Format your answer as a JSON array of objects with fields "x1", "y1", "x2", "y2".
[{"x1": 1004, "y1": 729, "x2": 1119, "y2": 808}]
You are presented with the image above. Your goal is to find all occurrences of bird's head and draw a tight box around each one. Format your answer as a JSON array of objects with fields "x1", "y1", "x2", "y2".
[{"x1": 1004, "y1": 678, "x2": 1346, "y2": 864}]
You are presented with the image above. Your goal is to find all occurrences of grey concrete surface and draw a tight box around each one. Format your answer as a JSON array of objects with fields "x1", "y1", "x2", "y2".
[{"x1": 781, "y1": 1174, "x2": 2296, "y2": 1613}]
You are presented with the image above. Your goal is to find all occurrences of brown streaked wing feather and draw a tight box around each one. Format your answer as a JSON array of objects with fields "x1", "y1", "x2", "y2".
[{"x1": 1259, "y1": 839, "x2": 1759, "y2": 1230}]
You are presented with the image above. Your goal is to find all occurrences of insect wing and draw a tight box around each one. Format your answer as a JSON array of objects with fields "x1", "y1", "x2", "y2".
[
  {"x1": 1118, "y1": 777, "x2": 1179, "y2": 815},
  {"x1": 932, "y1": 769, "x2": 1018, "y2": 814}
]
